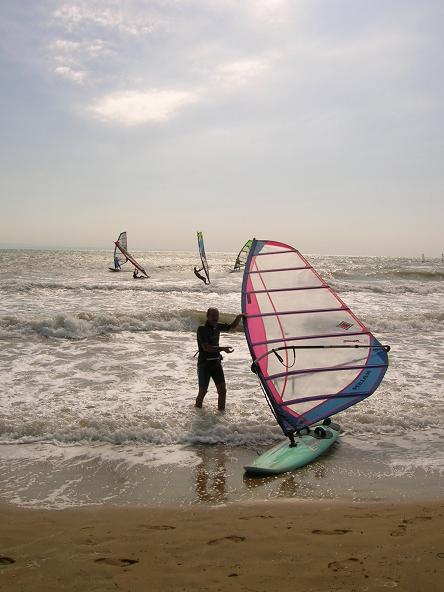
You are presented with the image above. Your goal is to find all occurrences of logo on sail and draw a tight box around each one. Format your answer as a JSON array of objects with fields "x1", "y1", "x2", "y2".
[{"x1": 337, "y1": 321, "x2": 353, "y2": 330}]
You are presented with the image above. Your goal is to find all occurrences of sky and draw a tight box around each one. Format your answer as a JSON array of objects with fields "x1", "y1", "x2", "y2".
[{"x1": 0, "y1": 0, "x2": 443, "y2": 255}]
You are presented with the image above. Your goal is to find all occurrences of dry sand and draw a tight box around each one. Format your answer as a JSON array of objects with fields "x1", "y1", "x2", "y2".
[{"x1": 1, "y1": 501, "x2": 443, "y2": 591}]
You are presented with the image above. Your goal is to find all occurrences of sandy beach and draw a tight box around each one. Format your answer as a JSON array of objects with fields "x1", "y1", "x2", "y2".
[{"x1": 1, "y1": 500, "x2": 443, "y2": 591}]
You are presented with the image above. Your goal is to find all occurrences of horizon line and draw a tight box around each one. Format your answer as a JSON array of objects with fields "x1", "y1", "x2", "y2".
[{"x1": 0, "y1": 244, "x2": 442, "y2": 259}]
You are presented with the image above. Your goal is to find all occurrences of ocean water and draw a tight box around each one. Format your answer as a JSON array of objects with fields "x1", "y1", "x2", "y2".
[{"x1": 0, "y1": 249, "x2": 443, "y2": 507}]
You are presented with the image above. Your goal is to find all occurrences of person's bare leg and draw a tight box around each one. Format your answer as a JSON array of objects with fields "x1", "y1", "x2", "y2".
[
  {"x1": 215, "y1": 383, "x2": 226, "y2": 411},
  {"x1": 195, "y1": 387, "x2": 207, "y2": 408}
]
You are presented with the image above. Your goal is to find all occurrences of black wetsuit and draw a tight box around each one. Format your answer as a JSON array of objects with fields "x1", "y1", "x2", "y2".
[
  {"x1": 196, "y1": 321, "x2": 230, "y2": 389},
  {"x1": 194, "y1": 267, "x2": 208, "y2": 284}
]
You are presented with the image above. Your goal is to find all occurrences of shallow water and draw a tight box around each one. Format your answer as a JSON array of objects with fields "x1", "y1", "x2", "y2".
[{"x1": 0, "y1": 248, "x2": 443, "y2": 508}]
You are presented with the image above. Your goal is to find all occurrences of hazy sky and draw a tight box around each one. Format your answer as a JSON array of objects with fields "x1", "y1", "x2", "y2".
[{"x1": 1, "y1": 0, "x2": 443, "y2": 255}]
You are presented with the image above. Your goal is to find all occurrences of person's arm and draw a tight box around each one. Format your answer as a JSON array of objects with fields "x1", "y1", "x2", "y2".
[
  {"x1": 197, "y1": 327, "x2": 233, "y2": 354},
  {"x1": 227, "y1": 314, "x2": 243, "y2": 331},
  {"x1": 200, "y1": 342, "x2": 233, "y2": 354}
]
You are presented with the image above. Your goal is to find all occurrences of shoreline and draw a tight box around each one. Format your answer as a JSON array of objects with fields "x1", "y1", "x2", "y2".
[
  {"x1": 1, "y1": 440, "x2": 443, "y2": 509},
  {"x1": 1, "y1": 499, "x2": 443, "y2": 591}
]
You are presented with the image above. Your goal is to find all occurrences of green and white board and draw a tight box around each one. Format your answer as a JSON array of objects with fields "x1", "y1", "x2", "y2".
[{"x1": 244, "y1": 422, "x2": 340, "y2": 475}]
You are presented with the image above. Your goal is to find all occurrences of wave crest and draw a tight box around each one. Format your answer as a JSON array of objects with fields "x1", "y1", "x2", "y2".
[{"x1": 0, "y1": 310, "x2": 240, "y2": 340}]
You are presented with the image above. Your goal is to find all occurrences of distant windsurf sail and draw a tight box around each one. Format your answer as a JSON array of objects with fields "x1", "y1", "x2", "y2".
[
  {"x1": 233, "y1": 239, "x2": 253, "y2": 271},
  {"x1": 115, "y1": 237, "x2": 149, "y2": 277},
  {"x1": 196, "y1": 231, "x2": 210, "y2": 284},
  {"x1": 242, "y1": 240, "x2": 389, "y2": 437},
  {"x1": 111, "y1": 231, "x2": 128, "y2": 270}
]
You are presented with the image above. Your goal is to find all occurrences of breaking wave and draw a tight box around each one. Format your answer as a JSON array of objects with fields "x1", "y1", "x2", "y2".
[
  {"x1": 331, "y1": 268, "x2": 444, "y2": 282},
  {"x1": 0, "y1": 309, "x2": 241, "y2": 340},
  {"x1": 330, "y1": 277, "x2": 444, "y2": 295},
  {"x1": 364, "y1": 310, "x2": 444, "y2": 333},
  {"x1": 0, "y1": 281, "x2": 236, "y2": 295},
  {"x1": 1, "y1": 307, "x2": 442, "y2": 340}
]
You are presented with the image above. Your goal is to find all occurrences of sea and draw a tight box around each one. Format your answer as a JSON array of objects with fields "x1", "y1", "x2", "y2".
[{"x1": 0, "y1": 249, "x2": 443, "y2": 508}]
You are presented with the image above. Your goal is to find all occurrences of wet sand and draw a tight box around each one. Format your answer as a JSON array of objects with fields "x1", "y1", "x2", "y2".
[
  {"x1": 1, "y1": 441, "x2": 443, "y2": 508},
  {"x1": 1, "y1": 501, "x2": 443, "y2": 591}
]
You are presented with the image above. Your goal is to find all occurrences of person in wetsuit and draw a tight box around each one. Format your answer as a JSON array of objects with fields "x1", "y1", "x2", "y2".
[
  {"x1": 194, "y1": 266, "x2": 209, "y2": 285},
  {"x1": 195, "y1": 307, "x2": 243, "y2": 411},
  {"x1": 133, "y1": 268, "x2": 139, "y2": 279}
]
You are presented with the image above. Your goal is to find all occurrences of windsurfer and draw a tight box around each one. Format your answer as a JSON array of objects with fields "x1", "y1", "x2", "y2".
[
  {"x1": 114, "y1": 256, "x2": 121, "y2": 270},
  {"x1": 195, "y1": 308, "x2": 243, "y2": 411},
  {"x1": 194, "y1": 266, "x2": 209, "y2": 285},
  {"x1": 133, "y1": 268, "x2": 139, "y2": 279}
]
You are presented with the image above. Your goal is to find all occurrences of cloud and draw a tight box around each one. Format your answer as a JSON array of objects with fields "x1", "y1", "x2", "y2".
[
  {"x1": 54, "y1": 65, "x2": 86, "y2": 83},
  {"x1": 244, "y1": 0, "x2": 290, "y2": 24},
  {"x1": 53, "y1": 1, "x2": 167, "y2": 36},
  {"x1": 48, "y1": 37, "x2": 111, "y2": 83},
  {"x1": 88, "y1": 89, "x2": 201, "y2": 125},
  {"x1": 214, "y1": 53, "x2": 278, "y2": 90},
  {"x1": 179, "y1": 0, "x2": 290, "y2": 25},
  {"x1": 49, "y1": 37, "x2": 111, "y2": 62}
]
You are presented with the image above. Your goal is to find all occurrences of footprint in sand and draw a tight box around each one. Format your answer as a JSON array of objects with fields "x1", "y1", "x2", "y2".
[
  {"x1": 390, "y1": 523, "x2": 407, "y2": 537},
  {"x1": 95, "y1": 558, "x2": 139, "y2": 567},
  {"x1": 375, "y1": 578, "x2": 399, "y2": 588},
  {"x1": 390, "y1": 516, "x2": 433, "y2": 536},
  {"x1": 0, "y1": 557, "x2": 15, "y2": 566},
  {"x1": 312, "y1": 529, "x2": 351, "y2": 535},
  {"x1": 328, "y1": 557, "x2": 360, "y2": 572},
  {"x1": 239, "y1": 515, "x2": 272, "y2": 521},
  {"x1": 402, "y1": 516, "x2": 433, "y2": 525},
  {"x1": 344, "y1": 513, "x2": 378, "y2": 518},
  {"x1": 207, "y1": 535, "x2": 246, "y2": 545},
  {"x1": 138, "y1": 525, "x2": 176, "y2": 531}
]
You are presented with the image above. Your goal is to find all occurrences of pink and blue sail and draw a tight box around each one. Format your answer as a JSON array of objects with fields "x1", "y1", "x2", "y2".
[{"x1": 241, "y1": 240, "x2": 390, "y2": 436}]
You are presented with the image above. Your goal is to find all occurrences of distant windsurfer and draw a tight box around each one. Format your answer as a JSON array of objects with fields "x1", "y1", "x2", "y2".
[
  {"x1": 195, "y1": 308, "x2": 243, "y2": 411},
  {"x1": 133, "y1": 268, "x2": 139, "y2": 279},
  {"x1": 194, "y1": 266, "x2": 209, "y2": 285},
  {"x1": 114, "y1": 255, "x2": 121, "y2": 270}
]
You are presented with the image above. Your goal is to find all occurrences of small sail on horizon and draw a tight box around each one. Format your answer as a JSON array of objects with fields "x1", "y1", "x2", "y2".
[
  {"x1": 241, "y1": 240, "x2": 390, "y2": 439},
  {"x1": 194, "y1": 231, "x2": 210, "y2": 284},
  {"x1": 114, "y1": 234, "x2": 149, "y2": 277},
  {"x1": 421, "y1": 253, "x2": 426, "y2": 263},
  {"x1": 232, "y1": 239, "x2": 253, "y2": 272}
]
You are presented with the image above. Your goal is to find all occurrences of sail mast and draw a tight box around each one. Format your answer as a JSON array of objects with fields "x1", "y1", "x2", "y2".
[{"x1": 115, "y1": 238, "x2": 149, "y2": 277}]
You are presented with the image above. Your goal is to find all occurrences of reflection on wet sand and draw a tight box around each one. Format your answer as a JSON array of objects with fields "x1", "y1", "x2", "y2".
[
  {"x1": 194, "y1": 446, "x2": 227, "y2": 504},
  {"x1": 243, "y1": 456, "x2": 330, "y2": 499}
]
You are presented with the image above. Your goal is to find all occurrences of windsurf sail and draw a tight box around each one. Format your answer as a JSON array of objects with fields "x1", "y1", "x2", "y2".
[
  {"x1": 233, "y1": 239, "x2": 253, "y2": 271},
  {"x1": 115, "y1": 236, "x2": 149, "y2": 278},
  {"x1": 242, "y1": 240, "x2": 390, "y2": 438},
  {"x1": 196, "y1": 231, "x2": 210, "y2": 284},
  {"x1": 111, "y1": 231, "x2": 128, "y2": 270}
]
